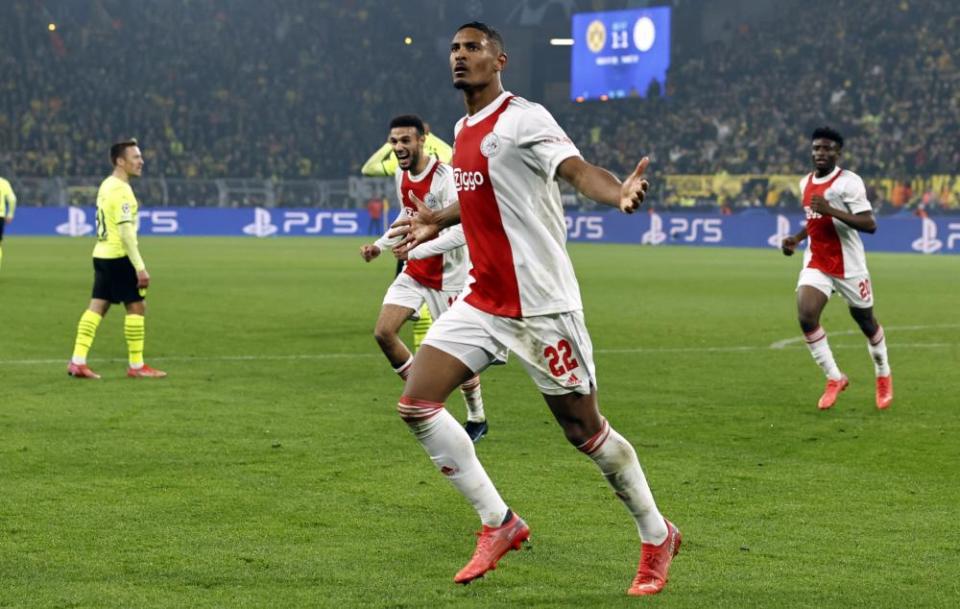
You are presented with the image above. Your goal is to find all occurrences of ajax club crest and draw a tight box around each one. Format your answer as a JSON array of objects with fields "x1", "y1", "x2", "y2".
[{"x1": 480, "y1": 133, "x2": 501, "y2": 158}]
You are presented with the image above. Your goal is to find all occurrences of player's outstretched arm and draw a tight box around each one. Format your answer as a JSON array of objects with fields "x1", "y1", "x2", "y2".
[
  {"x1": 403, "y1": 224, "x2": 467, "y2": 261},
  {"x1": 389, "y1": 192, "x2": 461, "y2": 256},
  {"x1": 809, "y1": 195, "x2": 876, "y2": 233},
  {"x1": 557, "y1": 156, "x2": 650, "y2": 214},
  {"x1": 363, "y1": 207, "x2": 411, "y2": 262}
]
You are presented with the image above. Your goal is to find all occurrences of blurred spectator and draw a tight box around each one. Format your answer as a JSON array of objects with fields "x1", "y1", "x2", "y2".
[{"x1": 366, "y1": 197, "x2": 384, "y2": 235}]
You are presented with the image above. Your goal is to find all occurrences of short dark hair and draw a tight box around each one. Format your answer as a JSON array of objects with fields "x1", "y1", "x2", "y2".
[
  {"x1": 389, "y1": 115, "x2": 425, "y2": 136},
  {"x1": 456, "y1": 21, "x2": 505, "y2": 53},
  {"x1": 110, "y1": 139, "x2": 139, "y2": 165},
  {"x1": 811, "y1": 127, "x2": 843, "y2": 149}
]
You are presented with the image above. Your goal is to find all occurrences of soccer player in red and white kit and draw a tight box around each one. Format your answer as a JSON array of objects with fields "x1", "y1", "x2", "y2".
[
  {"x1": 782, "y1": 127, "x2": 892, "y2": 410},
  {"x1": 390, "y1": 23, "x2": 680, "y2": 596},
  {"x1": 360, "y1": 115, "x2": 488, "y2": 442}
]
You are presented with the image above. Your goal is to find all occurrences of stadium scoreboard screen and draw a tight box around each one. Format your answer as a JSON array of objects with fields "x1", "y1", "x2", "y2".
[{"x1": 570, "y1": 7, "x2": 671, "y2": 101}]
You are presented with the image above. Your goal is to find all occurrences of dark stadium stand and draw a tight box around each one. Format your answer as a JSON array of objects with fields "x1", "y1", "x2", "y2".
[{"x1": 1, "y1": 0, "x2": 957, "y2": 210}]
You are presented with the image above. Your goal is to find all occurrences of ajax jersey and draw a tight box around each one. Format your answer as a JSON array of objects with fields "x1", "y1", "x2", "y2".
[
  {"x1": 453, "y1": 91, "x2": 583, "y2": 318},
  {"x1": 376, "y1": 158, "x2": 468, "y2": 291},
  {"x1": 800, "y1": 167, "x2": 873, "y2": 278}
]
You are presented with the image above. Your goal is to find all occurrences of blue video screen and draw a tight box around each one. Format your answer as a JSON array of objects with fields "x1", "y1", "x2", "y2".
[{"x1": 570, "y1": 7, "x2": 671, "y2": 101}]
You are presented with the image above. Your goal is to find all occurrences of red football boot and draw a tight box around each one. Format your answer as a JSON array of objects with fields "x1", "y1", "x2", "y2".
[
  {"x1": 127, "y1": 364, "x2": 167, "y2": 378},
  {"x1": 454, "y1": 512, "x2": 530, "y2": 584},
  {"x1": 817, "y1": 374, "x2": 849, "y2": 410},
  {"x1": 628, "y1": 519, "x2": 682, "y2": 596},
  {"x1": 876, "y1": 375, "x2": 893, "y2": 410},
  {"x1": 67, "y1": 362, "x2": 101, "y2": 379}
]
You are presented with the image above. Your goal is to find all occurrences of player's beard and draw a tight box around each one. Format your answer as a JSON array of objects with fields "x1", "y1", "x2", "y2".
[{"x1": 407, "y1": 152, "x2": 421, "y2": 170}]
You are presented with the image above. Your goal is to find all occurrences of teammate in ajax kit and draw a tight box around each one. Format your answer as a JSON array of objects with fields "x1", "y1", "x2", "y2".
[
  {"x1": 391, "y1": 23, "x2": 680, "y2": 596},
  {"x1": 360, "y1": 114, "x2": 488, "y2": 442},
  {"x1": 782, "y1": 127, "x2": 892, "y2": 410}
]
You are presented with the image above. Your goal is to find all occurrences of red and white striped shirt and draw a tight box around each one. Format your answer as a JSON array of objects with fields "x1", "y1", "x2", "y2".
[
  {"x1": 453, "y1": 91, "x2": 583, "y2": 318},
  {"x1": 375, "y1": 158, "x2": 467, "y2": 291},
  {"x1": 800, "y1": 166, "x2": 873, "y2": 278}
]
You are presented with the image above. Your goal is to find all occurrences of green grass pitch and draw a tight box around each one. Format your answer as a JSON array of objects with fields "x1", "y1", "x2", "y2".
[{"x1": 1, "y1": 237, "x2": 958, "y2": 608}]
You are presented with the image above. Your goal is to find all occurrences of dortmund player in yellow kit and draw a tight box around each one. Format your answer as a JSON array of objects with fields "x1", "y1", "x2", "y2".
[
  {"x1": 67, "y1": 139, "x2": 166, "y2": 379},
  {"x1": 0, "y1": 175, "x2": 16, "y2": 272}
]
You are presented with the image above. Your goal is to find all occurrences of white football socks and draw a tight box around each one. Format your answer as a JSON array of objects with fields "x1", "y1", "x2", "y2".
[
  {"x1": 867, "y1": 325, "x2": 891, "y2": 377},
  {"x1": 804, "y1": 326, "x2": 843, "y2": 381},
  {"x1": 394, "y1": 355, "x2": 413, "y2": 381},
  {"x1": 398, "y1": 397, "x2": 508, "y2": 527},
  {"x1": 460, "y1": 376, "x2": 486, "y2": 423},
  {"x1": 579, "y1": 419, "x2": 668, "y2": 545}
]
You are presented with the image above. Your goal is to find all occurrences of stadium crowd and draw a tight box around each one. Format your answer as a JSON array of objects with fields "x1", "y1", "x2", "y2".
[{"x1": 1, "y1": 0, "x2": 957, "y2": 211}]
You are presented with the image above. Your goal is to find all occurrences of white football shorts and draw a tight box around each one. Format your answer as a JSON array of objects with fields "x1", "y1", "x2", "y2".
[
  {"x1": 382, "y1": 272, "x2": 461, "y2": 320},
  {"x1": 797, "y1": 267, "x2": 874, "y2": 308},
  {"x1": 422, "y1": 299, "x2": 597, "y2": 396}
]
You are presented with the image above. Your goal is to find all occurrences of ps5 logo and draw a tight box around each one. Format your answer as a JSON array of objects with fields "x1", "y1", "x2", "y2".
[
  {"x1": 565, "y1": 215, "x2": 604, "y2": 239},
  {"x1": 768, "y1": 214, "x2": 794, "y2": 248},
  {"x1": 138, "y1": 210, "x2": 179, "y2": 234},
  {"x1": 243, "y1": 207, "x2": 278, "y2": 237},
  {"x1": 281, "y1": 211, "x2": 359, "y2": 234},
  {"x1": 56, "y1": 206, "x2": 95, "y2": 237},
  {"x1": 949, "y1": 222, "x2": 960, "y2": 250},
  {"x1": 912, "y1": 217, "x2": 960, "y2": 254},
  {"x1": 669, "y1": 217, "x2": 723, "y2": 243},
  {"x1": 641, "y1": 211, "x2": 667, "y2": 245},
  {"x1": 911, "y1": 217, "x2": 942, "y2": 254}
]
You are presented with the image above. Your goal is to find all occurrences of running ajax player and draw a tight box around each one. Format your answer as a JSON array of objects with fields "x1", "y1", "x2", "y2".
[
  {"x1": 781, "y1": 127, "x2": 892, "y2": 410},
  {"x1": 67, "y1": 139, "x2": 166, "y2": 379},
  {"x1": 361, "y1": 121, "x2": 454, "y2": 351},
  {"x1": 390, "y1": 23, "x2": 679, "y2": 596},
  {"x1": 360, "y1": 115, "x2": 488, "y2": 442}
]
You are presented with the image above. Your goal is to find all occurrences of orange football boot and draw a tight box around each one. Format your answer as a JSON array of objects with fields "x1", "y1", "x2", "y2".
[
  {"x1": 454, "y1": 512, "x2": 530, "y2": 584},
  {"x1": 876, "y1": 375, "x2": 893, "y2": 410},
  {"x1": 127, "y1": 364, "x2": 167, "y2": 378},
  {"x1": 67, "y1": 362, "x2": 101, "y2": 379},
  {"x1": 817, "y1": 374, "x2": 849, "y2": 410},
  {"x1": 628, "y1": 518, "x2": 682, "y2": 596}
]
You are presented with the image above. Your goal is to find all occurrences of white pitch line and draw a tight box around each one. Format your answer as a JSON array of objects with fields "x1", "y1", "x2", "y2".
[
  {"x1": 0, "y1": 341, "x2": 955, "y2": 367},
  {"x1": 768, "y1": 323, "x2": 960, "y2": 349}
]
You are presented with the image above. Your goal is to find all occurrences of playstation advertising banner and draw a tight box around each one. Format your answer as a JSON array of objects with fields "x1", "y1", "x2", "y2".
[{"x1": 8, "y1": 207, "x2": 960, "y2": 255}]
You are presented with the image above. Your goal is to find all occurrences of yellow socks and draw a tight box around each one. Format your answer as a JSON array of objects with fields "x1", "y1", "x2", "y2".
[
  {"x1": 124, "y1": 314, "x2": 145, "y2": 368},
  {"x1": 71, "y1": 310, "x2": 103, "y2": 364}
]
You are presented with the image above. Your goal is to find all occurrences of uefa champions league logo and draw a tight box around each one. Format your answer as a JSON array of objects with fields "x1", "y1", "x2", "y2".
[
  {"x1": 56, "y1": 207, "x2": 95, "y2": 237},
  {"x1": 243, "y1": 207, "x2": 278, "y2": 237}
]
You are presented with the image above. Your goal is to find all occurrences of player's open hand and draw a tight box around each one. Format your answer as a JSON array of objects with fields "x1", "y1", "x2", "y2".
[
  {"x1": 136, "y1": 269, "x2": 150, "y2": 289},
  {"x1": 781, "y1": 236, "x2": 798, "y2": 256},
  {"x1": 619, "y1": 157, "x2": 650, "y2": 214},
  {"x1": 809, "y1": 194, "x2": 831, "y2": 216},
  {"x1": 360, "y1": 244, "x2": 381, "y2": 262},
  {"x1": 3, "y1": 216, "x2": 11, "y2": 224},
  {"x1": 389, "y1": 191, "x2": 441, "y2": 256}
]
